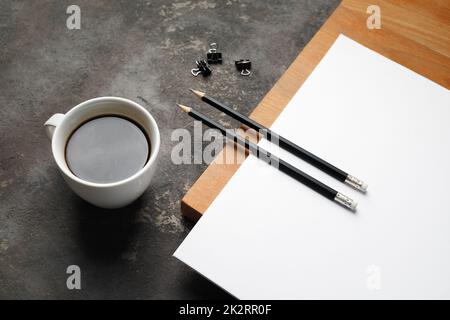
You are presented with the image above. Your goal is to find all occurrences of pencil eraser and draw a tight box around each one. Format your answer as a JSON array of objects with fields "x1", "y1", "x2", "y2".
[
  {"x1": 351, "y1": 200, "x2": 358, "y2": 211},
  {"x1": 361, "y1": 182, "x2": 368, "y2": 192}
]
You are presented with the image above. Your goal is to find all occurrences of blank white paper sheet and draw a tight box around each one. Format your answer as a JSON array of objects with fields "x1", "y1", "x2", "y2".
[{"x1": 174, "y1": 35, "x2": 450, "y2": 299}]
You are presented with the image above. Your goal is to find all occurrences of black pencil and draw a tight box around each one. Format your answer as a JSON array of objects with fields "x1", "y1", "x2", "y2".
[
  {"x1": 177, "y1": 103, "x2": 357, "y2": 211},
  {"x1": 190, "y1": 89, "x2": 368, "y2": 192}
]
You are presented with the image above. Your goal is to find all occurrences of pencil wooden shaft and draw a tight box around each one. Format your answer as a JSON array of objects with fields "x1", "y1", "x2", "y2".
[
  {"x1": 187, "y1": 108, "x2": 338, "y2": 201},
  {"x1": 201, "y1": 95, "x2": 348, "y2": 181}
]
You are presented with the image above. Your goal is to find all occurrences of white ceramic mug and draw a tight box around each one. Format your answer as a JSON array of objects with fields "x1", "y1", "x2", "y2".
[{"x1": 44, "y1": 97, "x2": 160, "y2": 209}]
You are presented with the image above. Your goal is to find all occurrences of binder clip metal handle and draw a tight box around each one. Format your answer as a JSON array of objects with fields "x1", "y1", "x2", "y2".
[
  {"x1": 208, "y1": 43, "x2": 218, "y2": 53},
  {"x1": 191, "y1": 59, "x2": 212, "y2": 77},
  {"x1": 191, "y1": 68, "x2": 202, "y2": 77}
]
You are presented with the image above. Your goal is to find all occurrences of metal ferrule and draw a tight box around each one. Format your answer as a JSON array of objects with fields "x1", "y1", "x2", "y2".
[
  {"x1": 334, "y1": 192, "x2": 357, "y2": 211},
  {"x1": 345, "y1": 175, "x2": 368, "y2": 193}
]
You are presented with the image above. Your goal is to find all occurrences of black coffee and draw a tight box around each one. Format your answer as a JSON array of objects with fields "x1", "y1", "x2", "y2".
[{"x1": 65, "y1": 116, "x2": 150, "y2": 184}]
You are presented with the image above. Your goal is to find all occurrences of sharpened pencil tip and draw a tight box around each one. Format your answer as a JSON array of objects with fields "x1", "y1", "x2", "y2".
[
  {"x1": 189, "y1": 89, "x2": 205, "y2": 98},
  {"x1": 177, "y1": 104, "x2": 192, "y2": 113}
]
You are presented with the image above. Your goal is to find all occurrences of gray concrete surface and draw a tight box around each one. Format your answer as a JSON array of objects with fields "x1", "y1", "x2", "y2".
[{"x1": 0, "y1": 0, "x2": 340, "y2": 299}]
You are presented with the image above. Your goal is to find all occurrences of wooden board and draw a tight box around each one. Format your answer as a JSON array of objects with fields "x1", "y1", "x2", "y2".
[{"x1": 181, "y1": 0, "x2": 450, "y2": 221}]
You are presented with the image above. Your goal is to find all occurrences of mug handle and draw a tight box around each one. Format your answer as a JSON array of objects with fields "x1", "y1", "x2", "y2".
[{"x1": 44, "y1": 113, "x2": 65, "y2": 140}]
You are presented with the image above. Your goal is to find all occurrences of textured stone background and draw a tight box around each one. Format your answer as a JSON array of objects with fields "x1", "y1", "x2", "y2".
[{"x1": 0, "y1": 0, "x2": 340, "y2": 299}]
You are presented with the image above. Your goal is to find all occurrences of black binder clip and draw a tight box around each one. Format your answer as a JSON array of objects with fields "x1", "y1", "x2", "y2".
[
  {"x1": 235, "y1": 59, "x2": 251, "y2": 76},
  {"x1": 191, "y1": 59, "x2": 212, "y2": 77},
  {"x1": 207, "y1": 43, "x2": 222, "y2": 64}
]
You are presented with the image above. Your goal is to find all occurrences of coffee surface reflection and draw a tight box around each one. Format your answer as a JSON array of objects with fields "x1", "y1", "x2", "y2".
[{"x1": 65, "y1": 116, "x2": 150, "y2": 184}]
